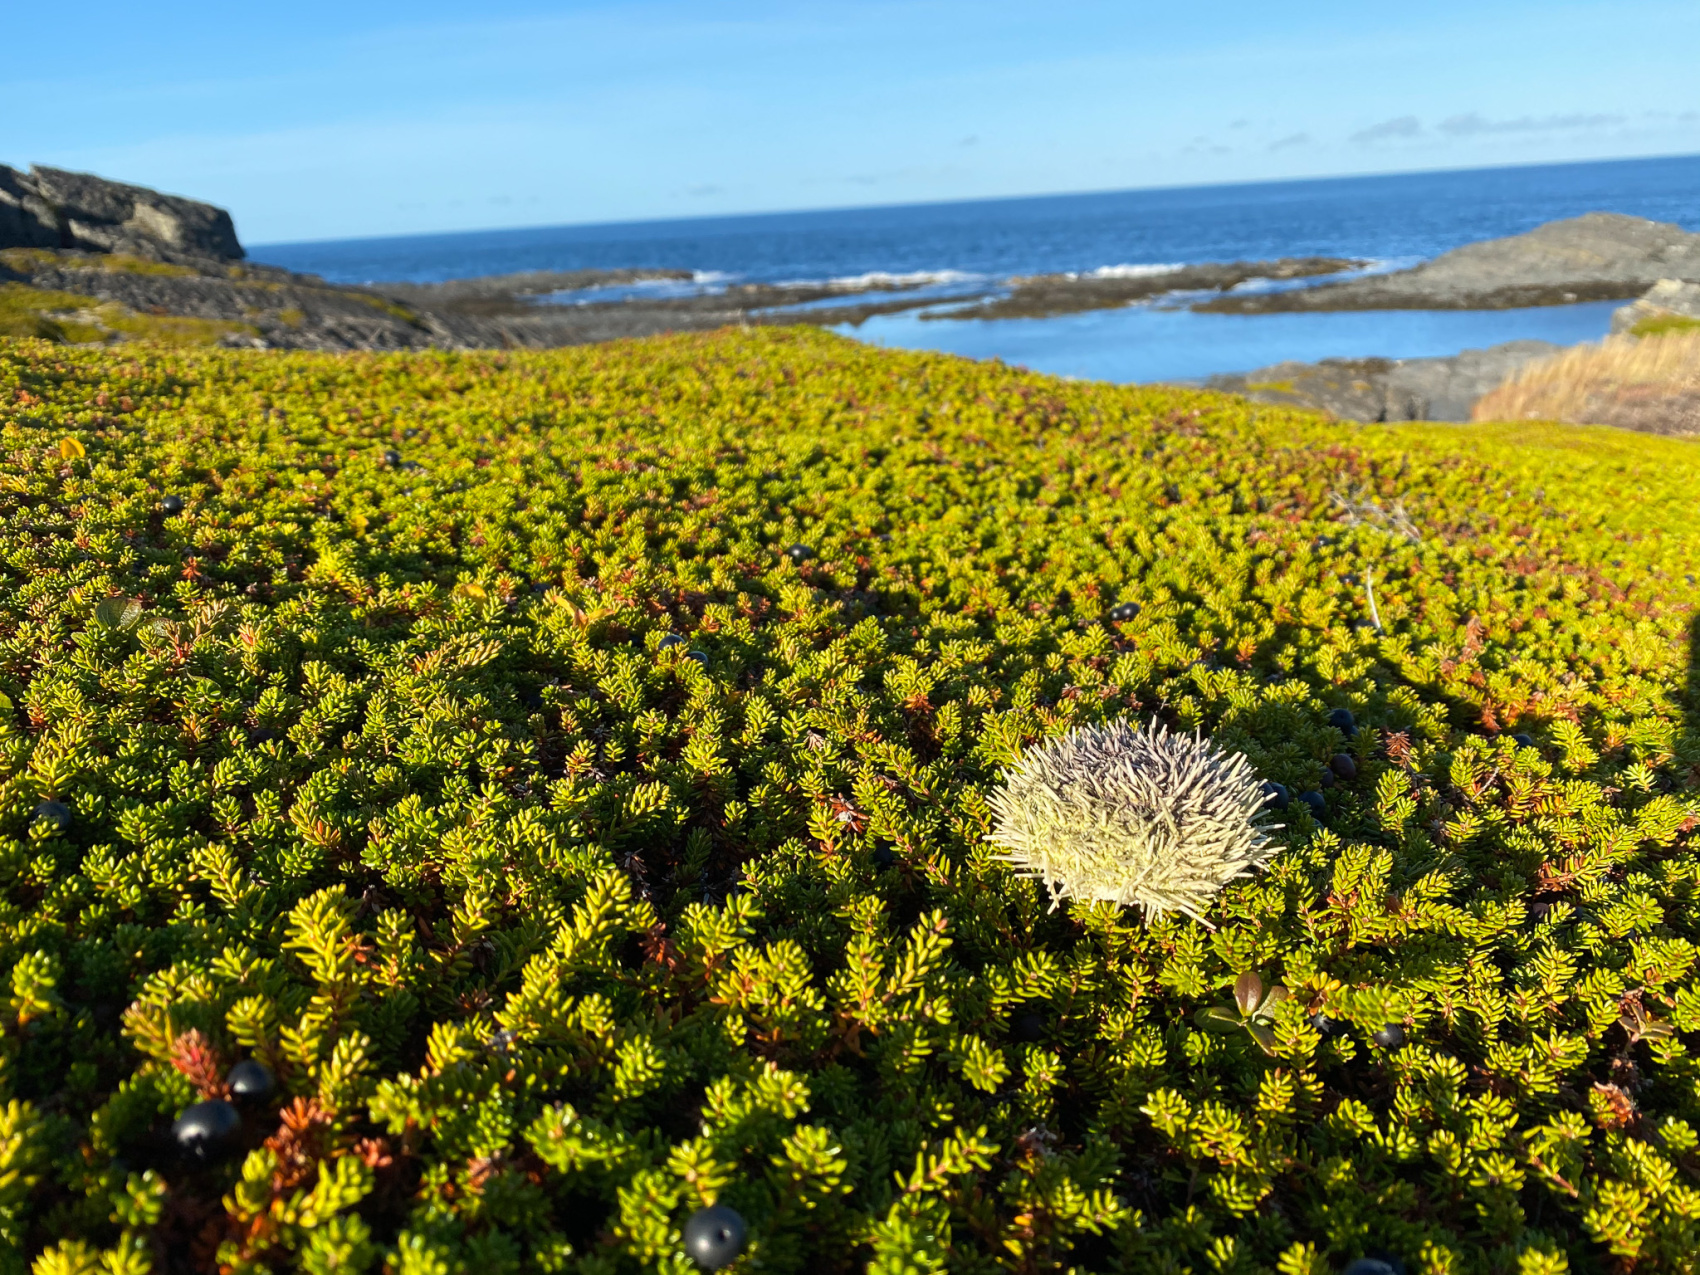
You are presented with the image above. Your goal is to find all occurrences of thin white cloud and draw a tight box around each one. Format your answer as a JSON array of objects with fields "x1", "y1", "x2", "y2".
[
  {"x1": 1438, "y1": 111, "x2": 1626, "y2": 136},
  {"x1": 1268, "y1": 132, "x2": 1309, "y2": 151},
  {"x1": 1349, "y1": 115, "x2": 1421, "y2": 144}
]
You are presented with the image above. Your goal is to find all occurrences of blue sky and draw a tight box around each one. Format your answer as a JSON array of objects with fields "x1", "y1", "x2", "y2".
[{"x1": 4, "y1": 0, "x2": 1698, "y2": 245}]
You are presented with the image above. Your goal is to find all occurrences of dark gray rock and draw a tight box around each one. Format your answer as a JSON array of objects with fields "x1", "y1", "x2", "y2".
[
  {"x1": 1200, "y1": 213, "x2": 1700, "y2": 313},
  {"x1": 1207, "y1": 358, "x2": 1394, "y2": 422},
  {"x1": 0, "y1": 166, "x2": 60, "y2": 249},
  {"x1": 1611, "y1": 278, "x2": 1700, "y2": 334},
  {"x1": 0, "y1": 163, "x2": 243, "y2": 261},
  {"x1": 1207, "y1": 340, "x2": 1561, "y2": 422},
  {"x1": 924, "y1": 257, "x2": 1366, "y2": 320},
  {"x1": 1382, "y1": 341, "x2": 1563, "y2": 421}
]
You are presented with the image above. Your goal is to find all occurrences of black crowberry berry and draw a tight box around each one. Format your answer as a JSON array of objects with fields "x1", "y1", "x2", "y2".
[
  {"x1": 172, "y1": 1099, "x2": 243, "y2": 1164},
  {"x1": 226, "y1": 1060, "x2": 276, "y2": 1103},
  {"x1": 1327, "y1": 707, "x2": 1357, "y2": 738},
  {"x1": 1308, "y1": 1011, "x2": 1335, "y2": 1036},
  {"x1": 685, "y1": 650, "x2": 709, "y2": 667},
  {"x1": 1372, "y1": 1022, "x2": 1407, "y2": 1049},
  {"x1": 683, "y1": 1204, "x2": 746, "y2": 1269},
  {"x1": 1107, "y1": 602, "x2": 1141, "y2": 623},
  {"x1": 871, "y1": 843, "x2": 897, "y2": 869},
  {"x1": 1341, "y1": 1261, "x2": 1401, "y2": 1275},
  {"x1": 32, "y1": 800, "x2": 72, "y2": 832},
  {"x1": 657, "y1": 634, "x2": 686, "y2": 650},
  {"x1": 1317, "y1": 768, "x2": 1336, "y2": 790},
  {"x1": 1298, "y1": 791, "x2": 1326, "y2": 819},
  {"x1": 383, "y1": 449, "x2": 402, "y2": 467},
  {"x1": 159, "y1": 494, "x2": 184, "y2": 516},
  {"x1": 1513, "y1": 733, "x2": 1534, "y2": 748},
  {"x1": 785, "y1": 543, "x2": 813, "y2": 562},
  {"x1": 1260, "y1": 781, "x2": 1290, "y2": 810},
  {"x1": 1329, "y1": 753, "x2": 1357, "y2": 782}
]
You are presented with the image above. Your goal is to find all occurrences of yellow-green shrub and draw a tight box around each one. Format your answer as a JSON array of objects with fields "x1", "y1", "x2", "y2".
[{"x1": 0, "y1": 327, "x2": 1697, "y2": 1273}]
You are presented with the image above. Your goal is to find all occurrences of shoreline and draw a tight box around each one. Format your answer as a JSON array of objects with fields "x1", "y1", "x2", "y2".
[{"x1": 6, "y1": 162, "x2": 1698, "y2": 425}]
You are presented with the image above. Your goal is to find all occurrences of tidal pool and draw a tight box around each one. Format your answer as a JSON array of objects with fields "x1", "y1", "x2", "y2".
[{"x1": 835, "y1": 299, "x2": 1622, "y2": 384}]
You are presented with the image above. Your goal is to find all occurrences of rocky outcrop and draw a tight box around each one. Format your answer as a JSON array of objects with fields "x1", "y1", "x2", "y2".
[
  {"x1": 0, "y1": 164, "x2": 243, "y2": 261},
  {"x1": 1611, "y1": 278, "x2": 1700, "y2": 334},
  {"x1": 1199, "y1": 213, "x2": 1700, "y2": 313},
  {"x1": 1206, "y1": 340, "x2": 1563, "y2": 422},
  {"x1": 379, "y1": 267, "x2": 694, "y2": 308},
  {"x1": 0, "y1": 249, "x2": 759, "y2": 352},
  {"x1": 921, "y1": 258, "x2": 1366, "y2": 321}
]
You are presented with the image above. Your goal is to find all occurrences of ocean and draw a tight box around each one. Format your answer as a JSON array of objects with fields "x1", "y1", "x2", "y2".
[{"x1": 254, "y1": 154, "x2": 1700, "y2": 384}]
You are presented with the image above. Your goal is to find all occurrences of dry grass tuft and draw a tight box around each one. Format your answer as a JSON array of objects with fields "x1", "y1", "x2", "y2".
[{"x1": 1472, "y1": 330, "x2": 1700, "y2": 436}]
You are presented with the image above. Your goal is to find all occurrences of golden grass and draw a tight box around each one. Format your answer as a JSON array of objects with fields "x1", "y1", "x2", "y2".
[{"x1": 1471, "y1": 329, "x2": 1700, "y2": 436}]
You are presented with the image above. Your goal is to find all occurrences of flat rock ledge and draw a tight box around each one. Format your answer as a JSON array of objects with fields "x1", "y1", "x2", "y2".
[
  {"x1": 1611, "y1": 278, "x2": 1700, "y2": 334},
  {"x1": 1197, "y1": 213, "x2": 1700, "y2": 314},
  {"x1": 1206, "y1": 340, "x2": 1564, "y2": 422}
]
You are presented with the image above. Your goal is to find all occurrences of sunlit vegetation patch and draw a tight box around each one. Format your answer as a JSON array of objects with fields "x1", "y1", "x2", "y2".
[
  {"x1": 1, "y1": 327, "x2": 1699, "y2": 1273},
  {"x1": 0, "y1": 248, "x2": 198, "y2": 278},
  {"x1": 0, "y1": 283, "x2": 107, "y2": 342},
  {"x1": 0, "y1": 282, "x2": 250, "y2": 347}
]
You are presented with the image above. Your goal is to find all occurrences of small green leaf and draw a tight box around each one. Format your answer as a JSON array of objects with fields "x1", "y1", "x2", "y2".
[
  {"x1": 1245, "y1": 1023, "x2": 1278, "y2": 1056},
  {"x1": 1196, "y1": 1005, "x2": 1243, "y2": 1033},
  {"x1": 1255, "y1": 986, "x2": 1291, "y2": 1021},
  {"x1": 1234, "y1": 971, "x2": 1264, "y2": 1017},
  {"x1": 93, "y1": 597, "x2": 144, "y2": 631}
]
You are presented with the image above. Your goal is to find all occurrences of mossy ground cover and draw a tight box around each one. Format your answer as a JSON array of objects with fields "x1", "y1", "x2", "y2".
[
  {"x1": 1628, "y1": 317, "x2": 1700, "y2": 341},
  {"x1": 0, "y1": 282, "x2": 250, "y2": 348},
  {"x1": 0, "y1": 252, "x2": 198, "y2": 281},
  {"x1": 1, "y1": 327, "x2": 1700, "y2": 1274}
]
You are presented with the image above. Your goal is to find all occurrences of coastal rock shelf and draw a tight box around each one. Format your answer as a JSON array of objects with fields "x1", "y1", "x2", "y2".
[
  {"x1": 1206, "y1": 340, "x2": 1565, "y2": 422},
  {"x1": 918, "y1": 257, "x2": 1366, "y2": 321},
  {"x1": 1198, "y1": 213, "x2": 1700, "y2": 313},
  {"x1": 1612, "y1": 277, "x2": 1700, "y2": 334}
]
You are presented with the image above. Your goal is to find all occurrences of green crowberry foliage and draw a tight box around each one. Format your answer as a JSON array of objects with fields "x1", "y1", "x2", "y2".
[{"x1": 1, "y1": 327, "x2": 1699, "y2": 1274}]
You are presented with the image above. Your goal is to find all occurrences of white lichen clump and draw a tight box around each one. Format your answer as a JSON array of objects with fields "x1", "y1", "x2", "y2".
[{"x1": 987, "y1": 719, "x2": 1278, "y2": 924}]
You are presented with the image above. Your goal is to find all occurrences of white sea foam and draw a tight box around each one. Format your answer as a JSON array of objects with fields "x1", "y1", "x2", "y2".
[
  {"x1": 778, "y1": 269, "x2": 982, "y2": 291},
  {"x1": 534, "y1": 270, "x2": 739, "y2": 307},
  {"x1": 1077, "y1": 263, "x2": 1187, "y2": 280}
]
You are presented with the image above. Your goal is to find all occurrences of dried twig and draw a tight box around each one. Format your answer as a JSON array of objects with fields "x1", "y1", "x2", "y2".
[{"x1": 1329, "y1": 488, "x2": 1422, "y2": 543}]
